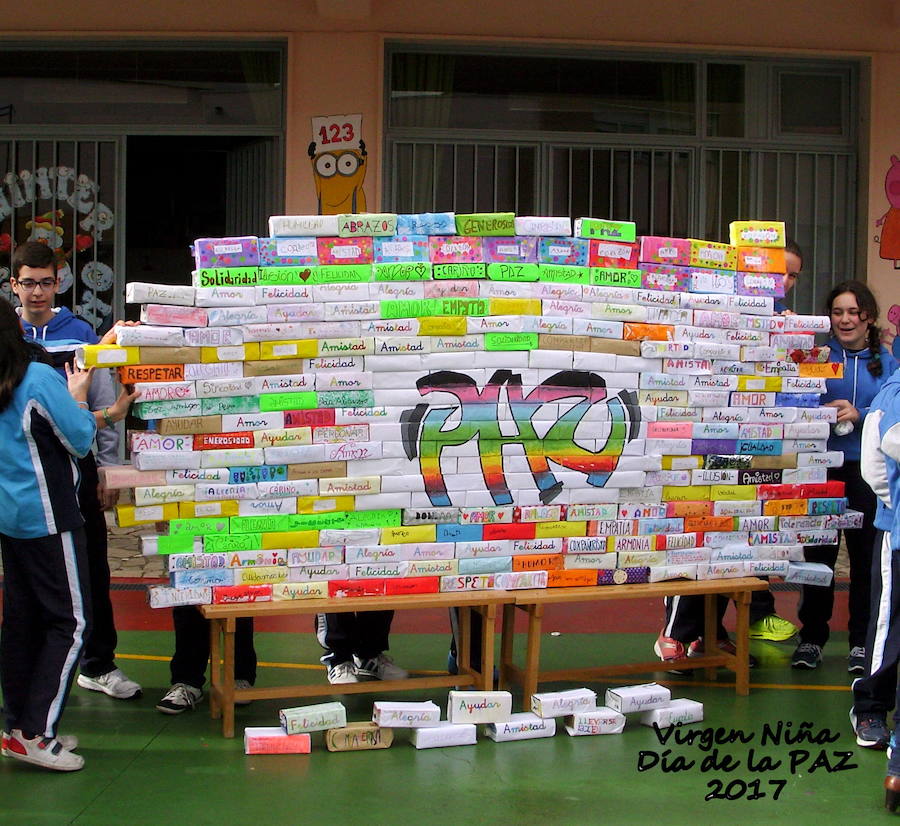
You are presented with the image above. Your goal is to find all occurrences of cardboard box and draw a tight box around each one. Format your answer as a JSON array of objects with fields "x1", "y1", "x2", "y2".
[
  {"x1": 244, "y1": 727, "x2": 311, "y2": 754},
  {"x1": 486, "y1": 713, "x2": 556, "y2": 742},
  {"x1": 564, "y1": 707, "x2": 627, "y2": 736},
  {"x1": 325, "y1": 721, "x2": 394, "y2": 752},
  {"x1": 411, "y1": 722, "x2": 478, "y2": 749},
  {"x1": 447, "y1": 690, "x2": 513, "y2": 724},
  {"x1": 605, "y1": 683, "x2": 672, "y2": 714},
  {"x1": 640, "y1": 699, "x2": 704, "y2": 728},
  {"x1": 372, "y1": 701, "x2": 441, "y2": 728},
  {"x1": 531, "y1": 688, "x2": 597, "y2": 718},
  {"x1": 280, "y1": 701, "x2": 347, "y2": 734}
]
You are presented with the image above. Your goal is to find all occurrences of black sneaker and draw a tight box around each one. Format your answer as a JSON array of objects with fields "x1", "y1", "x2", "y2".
[
  {"x1": 791, "y1": 642, "x2": 822, "y2": 669},
  {"x1": 848, "y1": 646, "x2": 867, "y2": 675},
  {"x1": 850, "y1": 709, "x2": 890, "y2": 749}
]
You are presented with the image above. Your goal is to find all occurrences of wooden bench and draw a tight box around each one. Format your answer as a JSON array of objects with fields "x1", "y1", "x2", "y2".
[
  {"x1": 201, "y1": 591, "x2": 514, "y2": 737},
  {"x1": 499, "y1": 577, "x2": 768, "y2": 707}
]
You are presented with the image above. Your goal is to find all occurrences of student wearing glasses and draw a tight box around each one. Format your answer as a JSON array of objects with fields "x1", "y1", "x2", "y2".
[{"x1": 9, "y1": 241, "x2": 142, "y2": 702}]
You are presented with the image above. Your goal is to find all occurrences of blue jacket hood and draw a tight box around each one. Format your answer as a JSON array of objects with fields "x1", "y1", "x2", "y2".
[{"x1": 18, "y1": 306, "x2": 98, "y2": 345}]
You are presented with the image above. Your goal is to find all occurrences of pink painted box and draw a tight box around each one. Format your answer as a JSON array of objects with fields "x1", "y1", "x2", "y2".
[
  {"x1": 483, "y1": 236, "x2": 538, "y2": 264},
  {"x1": 639, "y1": 236, "x2": 691, "y2": 266},
  {"x1": 192, "y1": 236, "x2": 260, "y2": 269},
  {"x1": 373, "y1": 235, "x2": 430, "y2": 263},
  {"x1": 589, "y1": 239, "x2": 639, "y2": 269},
  {"x1": 258, "y1": 237, "x2": 319, "y2": 267},
  {"x1": 538, "y1": 237, "x2": 589, "y2": 266},
  {"x1": 639, "y1": 263, "x2": 691, "y2": 292},
  {"x1": 316, "y1": 236, "x2": 374, "y2": 265},
  {"x1": 737, "y1": 271, "x2": 785, "y2": 298},
  {"x1": 428, "y1": 236, "x2": 484, "y2": 264}
]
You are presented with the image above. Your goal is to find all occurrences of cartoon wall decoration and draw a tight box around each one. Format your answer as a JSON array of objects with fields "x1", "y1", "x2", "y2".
[
  {"x1": 308, "y1": 114, "x2": 367, "y2": 215},
  {"x1": 876, "y1": 154, "x2": 900, "y2": 269},
  {"x1": 0, "y1": 165, "x2": 115, "y2": 329}
]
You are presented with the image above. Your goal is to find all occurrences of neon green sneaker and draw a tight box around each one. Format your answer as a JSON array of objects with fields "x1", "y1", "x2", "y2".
[{"x1": 748, "y1": 614, "x2": 798, "y2": 642}]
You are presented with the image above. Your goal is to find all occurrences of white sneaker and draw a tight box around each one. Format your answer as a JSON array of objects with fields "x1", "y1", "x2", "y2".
[
  {"x1": 2, "y1": 730, "x2": 83, "y2": 772},
  {"x1": 2, "y1": 730, "x2": 78, "y2": 755},
  {"x1": 327, "y1": 661, "x2": 359, "y2": 685},
  {"x1": 155, "y1": 683, "x2": 203, "y2": 714},
  {"x1": 354, "y1": 653, "x2": 409, "y2": 681},
  {"x1": 234, "y1": 679, "x2": 253, "y2": 707},
  {"x1": 77, "y1": 667, "x2": 142, "y2": 699}
]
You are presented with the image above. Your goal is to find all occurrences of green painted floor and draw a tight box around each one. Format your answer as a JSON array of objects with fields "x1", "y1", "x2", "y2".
[{"x1": 0, "y1": 630, "x2": 894, "y2": 825}]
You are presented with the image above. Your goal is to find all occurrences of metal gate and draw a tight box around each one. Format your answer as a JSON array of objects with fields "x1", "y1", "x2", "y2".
[{"x1": 0, "y1": 137, "x2": 123, "y2": 331}]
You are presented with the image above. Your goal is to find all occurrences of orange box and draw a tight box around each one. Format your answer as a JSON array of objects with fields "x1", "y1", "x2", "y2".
[
  {"x1": 684, "y1": 515, "x2": 735, "y2": 532},
  {"x1": 666, "y1": 500, "x2": 712, "y2": 518},
  {"x1": 119, "y1": 363, "x2": 185, "y2": 383},
  {"x1": 512, "y1": 553, "x2": 565, "y2": 572},
  {"x1": 798, "y1": 363, "x2": 843, "y2": 378},
  {"x1": 737, "y1": 247, "x2": 786, "y2": 273},
  {"x1": 547, "y1": 569, "x2": 598, "y2": 588},
  {"x1": 623, "y1": 323, "x2": 673, "y2": 341},
  {"x1": 763, "y1": 499, "x2": 808, "y2": 516}
]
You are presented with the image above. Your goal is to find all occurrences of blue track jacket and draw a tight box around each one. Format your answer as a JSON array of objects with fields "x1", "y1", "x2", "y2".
[{"x1": 0, "y1": 362, "x2": 97, "y2": 538}]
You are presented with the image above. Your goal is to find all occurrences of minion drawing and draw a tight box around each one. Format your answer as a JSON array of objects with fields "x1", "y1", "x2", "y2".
[{"x1": 308, "y1": 139, "x2": 368, "y2": 215}]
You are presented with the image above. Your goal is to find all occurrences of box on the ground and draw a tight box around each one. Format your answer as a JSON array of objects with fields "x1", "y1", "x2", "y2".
[
  {"x1": 280, "y1": 701, "x2": 347, "y2": 734},
  {"x1": 486, "y1": 712, "x2": 556, "y2": 742},
  {"x1": 447, "y1": 690, "x2": 512, "y2": 724},
  {"x1": 372, "y1": 700, "x2": 441, "y2": 728},
  {"x1": 244, "y1": 727, "x2": 311, "y2": 754},
  {"x1": 531, "y1": 688, "x2": 597, "y2": 718},
  {"x1": 325, "y1": 721, "x2": 393, "y2": 752},
  {"x1": 411, "y1": 722, "x2": 478, "y2": 749},
  {"x1": 640, "y1": 698, "x2": 704, "y2": 728},
  {"x1": 564, "y1": 707, "x2": 627, "y2": 736},
  {"x1": 605, "y1": 683, "x2": 672, "y2": 714}
]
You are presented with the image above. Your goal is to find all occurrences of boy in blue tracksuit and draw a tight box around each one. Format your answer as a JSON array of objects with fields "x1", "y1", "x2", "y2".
[
  {"x1": 10, "y1": 241, "x2": 140, "y2": 700},
  {"x1": 791, "y1": 281, "x2": 899, "y2": 671}
]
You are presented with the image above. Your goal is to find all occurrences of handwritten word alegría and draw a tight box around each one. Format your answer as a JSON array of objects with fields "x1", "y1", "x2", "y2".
[{"x1": 401, "y1": 369, "x2": 641, "y2": 507}]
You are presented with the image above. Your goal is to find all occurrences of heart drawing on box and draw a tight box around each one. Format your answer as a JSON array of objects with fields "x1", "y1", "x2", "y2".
[
  {"x1": 413, "y1": 263, "x2": 427, "y2": 278},
  {"x1": 299, "y1": 269, "x2": 312, "y2": 282},
  {"x1": 830, "y1": 362, "x2": 841, "y2": 375}
]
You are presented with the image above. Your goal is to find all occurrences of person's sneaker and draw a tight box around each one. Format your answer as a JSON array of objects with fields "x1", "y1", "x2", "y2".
[
  {"x1": 354, "y1": 653, "x2": 409, "y2": 681},
  {"x1": 791, "y1": 642, "x2": 823, "y2": 669},
  {"x1": 848, "y1": 646, "x2": 867, "y2": 675},
  {"x1": 234, "y1": 679, "x2": 253, "y2": 707},
  {"x1": 155, "y1": 683, "x2": 202, "y2": 714},
  {"x1": 850, "y1": 709, "x2": 890, "y2": 749},
  {"x1": 77, "y1": 667, "x2": 142, "y2": 699},
  {"x1": 688, "y1": 637, "x2": 758, "y2": 668},
  {"x1": 326, "y1": 660, "x2": 359, "y2": 685},
  {"x1": 748, "y1": 614, "x2": 798, "y2": 642},
  {"x1": 2, "y1": 730, "x2": 83, "y2": 772},
  {"x1": 2, "y1": 731, "x2": 78, "y2": 755},
  {"x1": 653, "y1": 634, "x2": 693, "y2": 674}
]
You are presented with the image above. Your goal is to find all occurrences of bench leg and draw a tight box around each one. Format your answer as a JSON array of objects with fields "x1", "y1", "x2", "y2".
[
  {"x1": 479, "y1": 604, "x2": 496, "y2": 691},
  {"x1": 499, "y1": 603, "x2": 516, "y2": 689},
  {"x1": 734, "y1": 590, "x2": 751, "y2": 696},
  {"x1": 458, "y1": 605, "x2": 472, "y2": 682},
  {"x1": 523, "y1": 604, "x2": 544, "y2": 710},
  {"x1": 222, "y1": 618, "x2": 236, "y2": 738},
  {"x1": 209, "y1": 618, "x2": 222, "y2": 721}
]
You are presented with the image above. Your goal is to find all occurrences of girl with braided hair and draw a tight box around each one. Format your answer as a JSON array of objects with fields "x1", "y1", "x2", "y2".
[{"x1": 792, "y1": 281, "x2": 900, "y2": 672}]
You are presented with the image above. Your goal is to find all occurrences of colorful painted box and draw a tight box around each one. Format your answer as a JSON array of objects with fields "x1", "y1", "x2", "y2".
[
  {"x1": 193, "y1": 236, "x2": 260, "y2": 269},
  {"x1": 729, "y1": 220, "x2": 786, "y2": 248},
  {"x1": 688, "y1": 239, "x2": 737, "y2": 270},
  {"x1": 428, "y1": 236, "x2": 484, "y2": 264},
  {"x1": 482, "y1": 236, "x2": 538, "y2": 263},
  {"x1": 737, "y1": 271, "x2": 785, "y2": 297},
  {"x1": 373, "y1": 235, "x2": 430, "y2": 263},
  {"x1": 639, "y1": 236, "x2": 691, "y2": 266},
  {"x1": 316, "y1": 236, "x2": 374, "y2": 266},
  {"x1": 538, "y1": 237, "x2": 589, "y2": 266},
  {"x1": 638, "y1": 263, "x2": 691, "y2": 292},
  {"x1": 258, "y1": 237, "x2": 319, "y2": 267},
  {"x1": 396, "y1": 212, "x2": 456, "y2": 236},
  {"x1": 737, "y1": 246, "x2": 787, "y2": 273},
  {"x1": 588, "y1": 240, "x2": 639, "y2": 268}
]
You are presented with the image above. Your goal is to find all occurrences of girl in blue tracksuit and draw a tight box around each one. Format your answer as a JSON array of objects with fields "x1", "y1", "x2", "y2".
[
  {"x1": 0, "y1": 298, "x2": 97, "y2": 772},
  {"x1": 792, "y1": 281, "x2": 899, "y2": 672}
]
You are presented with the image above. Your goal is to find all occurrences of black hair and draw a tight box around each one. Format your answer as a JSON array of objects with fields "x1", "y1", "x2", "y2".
[
  {"x1": 11, "y1": 240, "x2": 58, "y2": 280},
  {"x1": 825, "y1": 280, "x2": 883, "y2": 377},
  {"x1": 0, "y1": 298, "x2": 32, "y2": 411}
]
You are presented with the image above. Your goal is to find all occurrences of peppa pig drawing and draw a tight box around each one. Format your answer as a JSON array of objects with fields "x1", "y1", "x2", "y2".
[{"x1": 876, "y1": 155, "x2": 900, "y2": 268}]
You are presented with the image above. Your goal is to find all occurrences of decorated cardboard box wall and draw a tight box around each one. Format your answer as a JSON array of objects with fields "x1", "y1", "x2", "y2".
[{"x1": 83, "y1": 214, "x2": 857, "y2": 607}]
